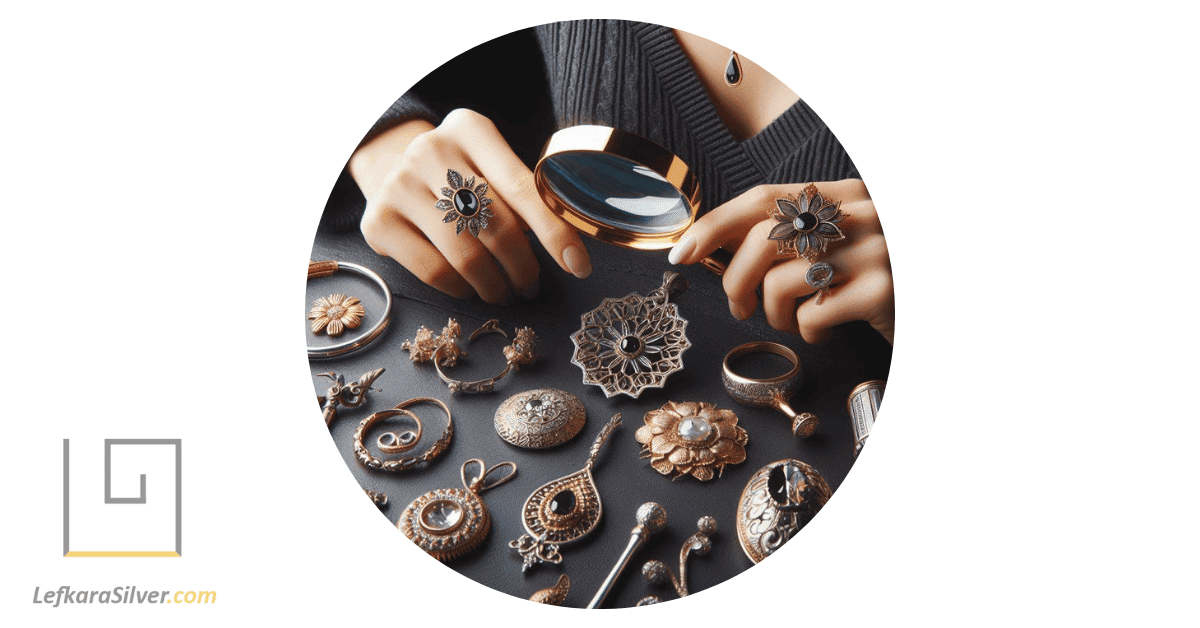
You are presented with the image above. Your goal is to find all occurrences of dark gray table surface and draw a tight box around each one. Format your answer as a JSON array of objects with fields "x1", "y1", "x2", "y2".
[{"x1": 307, "y1": 225, "x2": 891, "y2": 608}]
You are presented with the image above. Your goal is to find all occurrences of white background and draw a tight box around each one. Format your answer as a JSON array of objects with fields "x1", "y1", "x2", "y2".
[{"x1": 2, "y1": 1, "x2": 1197, "y2": 625}]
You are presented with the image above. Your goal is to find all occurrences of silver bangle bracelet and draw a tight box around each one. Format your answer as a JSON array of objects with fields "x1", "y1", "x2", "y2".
[{"x1": 306, "y1": 260, "x2": 393, "y2": 360}]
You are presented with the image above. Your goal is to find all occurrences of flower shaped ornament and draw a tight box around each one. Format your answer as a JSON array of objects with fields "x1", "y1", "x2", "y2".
[
  {"x1": 767, "y1": 184, "x2": 847, "y2": 261},
  {"x1": 436, "y1": 169, "x2": 494, "y2": 237},
  {"x1": 307, "y1": 293, "x2": 365, "y2": 336},
  {"x1": 636, "y1": 401, "x2": 748, "y2": 481},
  {"x1": 570, "y1": 276, "x2": 691, "y2": 399}
]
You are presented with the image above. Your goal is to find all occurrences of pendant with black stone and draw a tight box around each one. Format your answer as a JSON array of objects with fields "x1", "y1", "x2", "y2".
[
  {"x1": 435, "y1": 168, "x2": 495, "y2": 237},
  {"x1": 509, "y1": 414, "x2": 622, "y2": 572},
  {"x1": 725, "y1": 51, "x2": 743, "y2": 87}
]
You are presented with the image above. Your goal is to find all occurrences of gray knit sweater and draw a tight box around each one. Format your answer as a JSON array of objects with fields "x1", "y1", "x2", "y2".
[{"x1": 321, "y1": 20, "x2": 857, "y2": 231}]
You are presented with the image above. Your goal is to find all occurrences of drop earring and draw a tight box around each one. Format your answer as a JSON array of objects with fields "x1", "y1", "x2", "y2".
[{"x1": 509, "y1": 414, "x2": 621, "y2": 571}]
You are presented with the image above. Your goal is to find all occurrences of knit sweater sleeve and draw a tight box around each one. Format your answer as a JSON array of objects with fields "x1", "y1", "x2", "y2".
[
  {"x1": 319, "y1": 27, "x2": 548, "y2": 233},
  {"x1": 319, "y1": 92, "x2": 440, "y2": 233}
]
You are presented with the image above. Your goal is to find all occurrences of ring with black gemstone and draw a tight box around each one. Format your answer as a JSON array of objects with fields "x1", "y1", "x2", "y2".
[
  {"x1": 766, "y1": 183, "x2": 848, "y2": 262},
  {"x1": 436, "y1": 169, "x2": 494, "y2": 237},
  {"x1": 805, "y1": 261, "x2": 834, "y2": 304}
]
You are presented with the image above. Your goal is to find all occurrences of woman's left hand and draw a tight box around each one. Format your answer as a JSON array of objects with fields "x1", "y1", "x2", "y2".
[{"x1": 668, "y1": 179, "x2": 894, "y2": 344}]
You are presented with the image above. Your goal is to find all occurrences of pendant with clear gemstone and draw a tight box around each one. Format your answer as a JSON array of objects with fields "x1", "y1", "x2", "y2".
[{"x1": 399, "y1": 459, "x2": 517, "y2": 563}]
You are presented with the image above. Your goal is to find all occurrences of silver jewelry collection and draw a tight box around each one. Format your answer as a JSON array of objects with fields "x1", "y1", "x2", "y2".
[
  {"x1": 509, "y1": 414, "x2": 621, "y2": 572},
  {"x1": 570, "y1": 271, "x2": 691, "y2": 398},
  {"x1": 310, "y1": 257, "x2": 879, "y2": 606}
]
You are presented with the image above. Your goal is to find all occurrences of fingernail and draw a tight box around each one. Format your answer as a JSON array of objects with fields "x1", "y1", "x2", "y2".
[
  {"x1": 563, "y1": 245, "x2": 592, "y2": 279},
  {"x1": 517, "y1": 280, "x2": 541, "y2": 300},
  {"x1": 668, "y1": 234, "x2": 695, "y2": 265}
]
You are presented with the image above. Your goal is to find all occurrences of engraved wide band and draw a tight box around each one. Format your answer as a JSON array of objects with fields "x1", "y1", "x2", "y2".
[{"x1": 721, "y1": 341, "x2": 803, "y2": 405}]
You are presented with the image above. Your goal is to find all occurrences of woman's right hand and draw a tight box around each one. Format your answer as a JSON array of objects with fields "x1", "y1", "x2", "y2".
[{"x1": 350, "y1": 109, "x2": 593, "y2": 303}]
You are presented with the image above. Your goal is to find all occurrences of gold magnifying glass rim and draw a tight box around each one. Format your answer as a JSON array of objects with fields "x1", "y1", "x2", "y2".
[{"x1": 534, "y1": 125, "x2": 701, "y2": 251}]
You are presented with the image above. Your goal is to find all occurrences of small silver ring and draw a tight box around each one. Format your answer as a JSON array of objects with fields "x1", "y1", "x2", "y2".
[
  {"x1": 306, "y1": 261, "x2": 393, "y2": 360},
  {"x1": 806, "y1": 261, "x2": 834, "y2": 304}
]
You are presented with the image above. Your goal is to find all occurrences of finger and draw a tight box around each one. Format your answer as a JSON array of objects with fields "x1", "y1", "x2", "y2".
[
  {"x1": 443, "y1": 109, "x2": 593, "y2": 278},
  {"x1": 410, "y1": 166, "x2": 514, "y2": 305},
  {"x1": 761, "y1": 232, "x2": 888, "y2": 328},
  {"x1": 671, "y1": 179, "x2": 880, "y2": 267},
  {"x1": 360, "y1": 199, "x2": 473, "y2": 299},
  {"x1": 721, "y1": 220, "x2": 782, "y2": 320},
  {"x1": 669, "y1": 185, "x2": 782, "y2": 265},
  {"x1": 796, "y1": 270, "x2": 895, "y2": 344},
  {"x1": 428, "y1": 165, "x2": 541, "y2": 299}
]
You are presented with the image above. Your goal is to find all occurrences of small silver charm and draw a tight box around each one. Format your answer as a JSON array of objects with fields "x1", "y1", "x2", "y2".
[{"x1": 635, "y1": 516, "x2": 717, "y2": 605}]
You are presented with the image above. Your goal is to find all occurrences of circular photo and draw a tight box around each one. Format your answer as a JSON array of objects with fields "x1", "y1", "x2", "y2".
[{"x1": 307, "y1": 19, "x2": 893, "y2": 608}]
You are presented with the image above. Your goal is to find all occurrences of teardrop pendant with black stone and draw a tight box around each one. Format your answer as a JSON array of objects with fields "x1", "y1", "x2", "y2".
[
  {"x1": 725, "y1": 51, "x2": 742, "y2": 87},
  {"x1": 509, "y1": 413, "x2": 621, "y2": 572}
]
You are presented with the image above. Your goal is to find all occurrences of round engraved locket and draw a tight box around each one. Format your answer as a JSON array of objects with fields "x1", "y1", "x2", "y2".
[{"x1": 494, "y1": 388, "x2": 587, "y2": 449}]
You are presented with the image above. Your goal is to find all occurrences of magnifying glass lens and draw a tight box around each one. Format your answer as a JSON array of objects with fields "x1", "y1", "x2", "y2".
[{"x1": 538, "y1": 151, "x2": 692, "y2": 236}]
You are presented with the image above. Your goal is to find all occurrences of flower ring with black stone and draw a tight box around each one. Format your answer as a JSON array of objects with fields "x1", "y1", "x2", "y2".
[
  {"x1": 767, "y1": 183, "x2": 847, "y2": 262},
  {"x1": 436, "y1": 169, "x2": 494, "y2": 237}
]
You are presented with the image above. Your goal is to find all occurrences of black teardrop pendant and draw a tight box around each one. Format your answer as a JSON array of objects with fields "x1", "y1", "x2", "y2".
[{"x1": 725, "y1": 51, "x2": 742, "y2": 87}]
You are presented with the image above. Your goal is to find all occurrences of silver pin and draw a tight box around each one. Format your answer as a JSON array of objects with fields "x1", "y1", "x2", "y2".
[{"x1": 586, "y1": 502, "x2": 667, "y2": 609}]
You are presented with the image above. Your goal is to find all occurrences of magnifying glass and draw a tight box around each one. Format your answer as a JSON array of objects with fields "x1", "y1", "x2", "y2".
[{"x1": 535, "y1": 125, "x2": 729, "y2": 275}]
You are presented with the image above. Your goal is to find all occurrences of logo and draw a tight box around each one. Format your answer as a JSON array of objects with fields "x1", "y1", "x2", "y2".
[{"x1": 62, "y1": 439, "x2": 182, "y2": 557}]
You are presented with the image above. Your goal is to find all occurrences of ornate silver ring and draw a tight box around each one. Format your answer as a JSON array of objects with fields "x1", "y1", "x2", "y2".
[
  {"x1": 436, "y1": 169, "x2": 494, "y2": 237},
  {"x1": 805, "y1": 261, "x2": 834, "y2": 304},
  {"x1": 766, "y1": 183, "x2": 847, "y2": 262}
]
